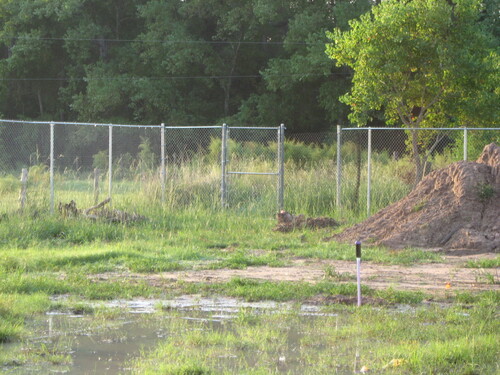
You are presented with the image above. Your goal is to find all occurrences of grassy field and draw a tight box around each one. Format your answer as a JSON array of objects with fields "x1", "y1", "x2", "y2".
[
  {"x1": 0, "y1": 207, "x2": 498, "y2": 374},
  {"x1": 0, "y1": 142, "x2": 498, "y2": 373}
]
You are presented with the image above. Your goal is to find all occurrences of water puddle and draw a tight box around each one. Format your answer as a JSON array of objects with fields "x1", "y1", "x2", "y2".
[{"x1": 1, "y1": 296, "x2": 338, "y2": 374}]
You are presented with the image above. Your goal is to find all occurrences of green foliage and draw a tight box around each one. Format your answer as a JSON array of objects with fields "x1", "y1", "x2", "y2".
[
  {"x1": 465, "y1": 258, "x2": 500, "y2": 269},
  {"x1": 0, "y1": 0, "x2": 381, "y2": 146},
  {"x1": 476, "y1": 182, "x2": 495, "y2": 202},
  {"x1": 327, "y1": 0, "x2": 499, "y2": 183},
  {"x1": 0, "y1": 175, "x2": 18, "y2": 194},
  {"x1": 92, "y1": 150, "x2": 108, "y2": 170},
  {"x1": 0, "y1": 292, "x2": 50, "y2": 342},
  {"x1": 128, "y1": 300, "x2": 499, "y2": 374},
  {"x1": 328, "y1": 0, "x2": 499, "y2": 128},
  {"x1": 137, "y1": 136, "x2": 156, "y2": 172}
]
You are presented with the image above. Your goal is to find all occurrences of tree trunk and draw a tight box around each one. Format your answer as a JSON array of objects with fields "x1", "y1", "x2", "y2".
[
  {"x1": 410, "y1": 128, "x2": 423, "y2": 188},
  {"x1": 222, "y1": 41, "x2": 241, "y2": 117},
  {"x1": 37, "y1": 88, "x2": 44, "y2": 117}
]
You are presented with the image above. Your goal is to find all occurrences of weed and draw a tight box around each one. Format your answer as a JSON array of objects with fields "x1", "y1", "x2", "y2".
[
  {"x1": 465, "y1": 258, "x2": 499, "y2": 268},
  {"x1": 375, "y1": 287, "x2": 426, "y2": 304},
  {"x1": 126, "y1": 301, "x2": 498, "y2": 374},
  {"x1": 323, "y1": 265, "x2": 354, "y2": 281},
  {"x1": 477, "y1": 183, "x2": 495, "y2": 202},
  {"x1": 411, "y1": 200, "x2": 427, "y2": 213},
  {"x1": 474, "y1": 270, "x2": 498, "y2": 285}
]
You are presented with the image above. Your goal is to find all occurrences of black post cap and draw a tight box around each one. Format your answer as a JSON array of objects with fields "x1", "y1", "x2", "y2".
[{"x1": 355, "y1": 241, "x2": 361, "y2": 258}]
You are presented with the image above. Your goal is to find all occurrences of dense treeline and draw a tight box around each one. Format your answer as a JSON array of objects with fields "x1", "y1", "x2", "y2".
[
  {"x1": 0, "y1": 0, "x2": 377, "y2": 170},
  {"x1": 0, "y1": 0, "x2": 498, "y2": 171},
  {"x1": 0, "y1": 0, "x2": 376, "y2": 129}
]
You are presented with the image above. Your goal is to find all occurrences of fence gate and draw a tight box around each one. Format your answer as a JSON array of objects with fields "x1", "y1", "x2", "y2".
[{"x1": 220, "y1": 124, "x2": 285, "y2": 212}]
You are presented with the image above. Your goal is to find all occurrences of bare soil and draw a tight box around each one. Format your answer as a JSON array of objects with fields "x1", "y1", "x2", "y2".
[{"x1": 94, "y1": 252, "x2": 498, "y2": 298}]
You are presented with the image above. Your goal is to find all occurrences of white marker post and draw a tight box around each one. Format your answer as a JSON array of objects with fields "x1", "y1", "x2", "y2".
[{"x1": 356, "y1": 241, "x2": 362, "y2": 307}]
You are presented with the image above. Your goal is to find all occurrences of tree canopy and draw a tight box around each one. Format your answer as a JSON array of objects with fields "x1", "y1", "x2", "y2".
[
  {"x1": 0, "y1": 0, "x2": 498, "y2": 169},
  {"x1": 0, "y1": 0, "x2": 375, "y2": 130},
  {"x1": 327, "y1": 0, "x2": 499, "y2": 181}
]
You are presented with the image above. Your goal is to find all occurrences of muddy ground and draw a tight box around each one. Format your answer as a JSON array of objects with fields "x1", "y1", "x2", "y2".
[{"x1": 95, "y1": 252, "x2": 498, "y2": 298}]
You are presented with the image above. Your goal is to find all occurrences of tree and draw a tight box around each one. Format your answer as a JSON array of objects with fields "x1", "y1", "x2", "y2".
[
  {"x1": 236, "y1": 0, "x2": 373, "y2": 132},
  {"x1": 327, "y1": 0, "x2": 499, "y2": 183}
]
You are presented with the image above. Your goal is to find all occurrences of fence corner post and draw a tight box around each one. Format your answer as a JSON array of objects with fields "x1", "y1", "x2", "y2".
[
  {"x1": 221, "y1": 123, "x2": 228, "y2": 208},
  {"x1": 161, "y1": 123, "x2": 166, "y2": 204},
  {"x1": 19, "y1": 168, "x2": 28, "y2": 212},
  {"x1": 367, "y1": 127, "x2": 372, "y2": 217},
  {"x1": 108, "y1": 124, "x2": 113, "y2": 202},
  {"x1": 50, "y1": 122, "x2": 55, "y2": 214},
  {"x1": 463, "y1": 127, "x2": 468, "y2": 161},
  {"x1": 93, "y1": 168, "x2": 100, "y2": 204},
  {"x1": 336, "y1": 125, "x2": 342, "y2": 209},
  {"x1": 277, "y1": 123, "x2": 285, "y2": 211}
]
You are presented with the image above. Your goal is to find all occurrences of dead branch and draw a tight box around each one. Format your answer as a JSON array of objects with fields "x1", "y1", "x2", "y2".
[
  {"x1": 273, "y1": 210, "x2": 339, "y2": 232},
  {"x1": 58, "y1": 198, "x2": 147, "y2": 223},
  {"x1": 83, "y1": 197, "x2": 111, "y2": 216}
]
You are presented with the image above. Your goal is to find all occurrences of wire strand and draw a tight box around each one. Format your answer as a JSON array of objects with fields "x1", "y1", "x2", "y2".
[
  {"x1": 0, "y1": 72, "x2": 351, "y2": 82},
  {"x1": 1, "y1": 35, "x2": 327, "y2": 46}
]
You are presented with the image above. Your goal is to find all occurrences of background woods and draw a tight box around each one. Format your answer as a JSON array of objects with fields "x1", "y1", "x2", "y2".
[{"x1": 0, "y1": 0, "x2": 497, "y2": 171}]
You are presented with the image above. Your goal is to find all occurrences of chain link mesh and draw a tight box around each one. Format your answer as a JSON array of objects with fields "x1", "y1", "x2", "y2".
[
  {"x1": 0, "y1": 120, "x2": 498, "y2": 217},
  {"x1": 225, "y1": 127, "x2": 281, "y2": 212},
  {"x1": 288, "y1": 127, "x2": 498, "y2": 217}
]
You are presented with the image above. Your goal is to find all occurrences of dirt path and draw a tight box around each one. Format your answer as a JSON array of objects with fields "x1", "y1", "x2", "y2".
[{"x1": 97, "y1": 253, "x2": 498, "y2": 297}]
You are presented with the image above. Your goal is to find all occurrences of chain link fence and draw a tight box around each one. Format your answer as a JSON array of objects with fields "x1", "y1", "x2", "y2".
[
  {"x1": 0, "y1": 120, "x2": 284, "y2": 216},
  {"x1": 289, "y1": 126, "x2": 499, "y2": 217},
  {"x1": 0, "y1": 119, "x2": 498, "y2": 217}
]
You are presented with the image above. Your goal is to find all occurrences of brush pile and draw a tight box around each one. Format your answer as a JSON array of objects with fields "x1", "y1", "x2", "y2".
[
  {"x1": 273, "y1": 210, "x2": 339, "y2": 232},
  {"x1": 58, "y1": 198, "x2": 147, "y2": 223}
]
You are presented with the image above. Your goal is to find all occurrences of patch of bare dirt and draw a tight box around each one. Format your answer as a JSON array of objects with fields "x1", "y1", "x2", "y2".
[
  {"x1": 93, "y1": 253, "x2": 498, "y2": 297},
  {"x1": 328, "y1": 143, "x2": 500, "y2": 252}
]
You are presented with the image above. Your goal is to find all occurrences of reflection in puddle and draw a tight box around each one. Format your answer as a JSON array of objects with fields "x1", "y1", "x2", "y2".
[
  {"x1": 1, "y1": 296, "x2": 337, "y2": 374},
  {"x1": 2, "y1": 313, "x2": 168, "y2": 374}
]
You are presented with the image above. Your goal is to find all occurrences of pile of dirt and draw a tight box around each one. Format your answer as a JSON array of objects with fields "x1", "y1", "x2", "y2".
[
  {"x1": 274, "y1": 210, "x2": 339, "y2": 232},
  {"x1": 329, "y1": 143, "x2": 500, "y2": 252}
]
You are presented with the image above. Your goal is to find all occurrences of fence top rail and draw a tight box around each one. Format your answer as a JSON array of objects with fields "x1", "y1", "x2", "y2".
[
  {"x1": 227, "y1": 126, "x2": 280, "y2": 130},
  {"x1": 0, "y1": 119, "x2": 285, "y2": 130},
  {"x1": 0, "y1": 119, "x2": 225, "y2": 129},
  {"x1": 341, "y1": 126, "x2": 499, "y2": 131},
  {"x1": 0, "y1": 119, "x2": 158, "y2": 128}
]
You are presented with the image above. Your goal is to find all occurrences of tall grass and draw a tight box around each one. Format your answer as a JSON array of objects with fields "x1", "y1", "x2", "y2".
[{"x1": 1, "y1": 137, "x2": 466, "y2": 221}]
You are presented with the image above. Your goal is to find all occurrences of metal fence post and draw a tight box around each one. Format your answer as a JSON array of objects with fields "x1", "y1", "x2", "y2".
[
  {"x1": 50, "y1": 122, "x2": 55, "y2": 214},
  {"x1": 277, "y1": 123, "x2": 285, "y2": 211},
  {"x1": 108, "y1": 125, "x2": 113, "y2": 201},
  {"x1": 221, "y1": 123, "x2": 228, "y2": 208},
  {"x1": 367, "y1": 127, "x2": 372, "y2": 216},
  {"x1": 463, "y1": 127, "x2": 468, "y2": 161},
  {"x1": 336, "y1": 125, "x2": 342, "y2": 209},
  {"x1": 161, "y1": 123, "x2": 166, "y2": 203}
]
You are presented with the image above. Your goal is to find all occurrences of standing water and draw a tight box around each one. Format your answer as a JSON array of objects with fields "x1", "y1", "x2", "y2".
[{"x1": 1, "y1": 297, "x2": 339, "y2": 374}]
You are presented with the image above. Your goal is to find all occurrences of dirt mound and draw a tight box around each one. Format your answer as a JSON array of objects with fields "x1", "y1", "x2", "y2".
[{"x1": 329, "y1": 143, "x2": 500, "y2": 252}]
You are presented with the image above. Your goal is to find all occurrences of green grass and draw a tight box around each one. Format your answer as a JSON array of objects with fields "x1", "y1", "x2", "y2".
[
  {"x1": 465, "y1": 257, "x2": 500, "y2": 269},
  {"x1": 0, "y1": 293, "x2": 51, "y2": 343},
  {"x1": 0, "y1": 145, "x2": 496, "y2": 373},
  {"x1": 127, "y1": 298, "x2": 499, "y2": 374},
  {"x1": 0, "y1": 207, "x2": 443, "y2": 350}
]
